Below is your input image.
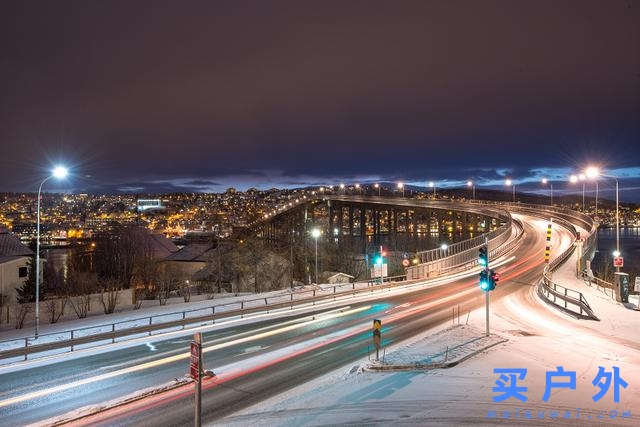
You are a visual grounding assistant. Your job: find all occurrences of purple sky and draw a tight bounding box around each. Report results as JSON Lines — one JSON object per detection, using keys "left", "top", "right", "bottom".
{"left": 1, "top": 1, "right": 638, "bottom": 199}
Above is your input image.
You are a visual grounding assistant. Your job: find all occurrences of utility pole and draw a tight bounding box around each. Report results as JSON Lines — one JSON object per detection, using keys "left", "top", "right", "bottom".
{"left": 191, "top": 332, "right": 202, "bottom": 427}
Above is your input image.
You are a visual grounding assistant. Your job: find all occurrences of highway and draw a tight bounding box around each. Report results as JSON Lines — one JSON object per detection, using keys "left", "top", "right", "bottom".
{"left": 0, "top": 214, "right": 571, "bottom": 426}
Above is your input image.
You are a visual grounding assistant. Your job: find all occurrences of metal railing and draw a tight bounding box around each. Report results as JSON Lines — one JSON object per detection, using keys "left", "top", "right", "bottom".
{"left": 582, "top": 272, "right": 615, "bottom": 299}
{"left": 0, "top": 272, "right": 438, "bottom": 363}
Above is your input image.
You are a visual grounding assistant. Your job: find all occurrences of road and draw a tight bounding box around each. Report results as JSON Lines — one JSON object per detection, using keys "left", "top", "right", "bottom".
{"left": 0, "top": 214, "right": 568, "bottom": 426}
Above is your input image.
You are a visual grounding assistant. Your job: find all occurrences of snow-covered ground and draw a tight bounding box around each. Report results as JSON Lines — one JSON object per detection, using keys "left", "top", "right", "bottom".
{"left": 547, "top": 249, "right": 640, "bottom": 343}
{"left": 220, "top": 264, "right": 640, "bottom": 426}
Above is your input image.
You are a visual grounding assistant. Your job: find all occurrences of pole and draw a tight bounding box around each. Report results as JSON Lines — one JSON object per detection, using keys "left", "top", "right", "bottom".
{"left": 582, "top": 182, "right": 585, "bottom": 211}
{"left": 615, "top": 178, "right": 620, "bottom": 273}
{"left": 512, "top": 184, "right": 515, "bottom": 203}
{"left": 485, "top": 236, "right": 490, "bottom": 336}
{"left": 595, "top": 181, "right": 598, "bottom": 215}
{"left": 433, "top": 185, "right": 436, "bottom": 198}
{"left": 550, "top": 183, "right": 553, "bottom": 206}
{"left": 314, "top": 237, "right": 319, "bottom": 284}
{"left": 485, "top": 291, "right": 490, "bottom": 337}
{"left": 194, "top": 332, "right": 202, "bottom": 427}
{"left": 473, "top": 185, "right": 475, "bottom": 200}
{"left": 35, "top": 176, "right": 49, "bottom": 339}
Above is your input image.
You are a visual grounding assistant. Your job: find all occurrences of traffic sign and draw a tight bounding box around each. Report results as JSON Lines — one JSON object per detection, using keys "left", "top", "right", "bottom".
{"left": 613, "top": 257, "right": 624, "bottom": 268}
{"left": 190, "top": 341, "right": 201, "bottom": 380}
{"left": 372, "top": 319, "right": 382, "bottom": 351}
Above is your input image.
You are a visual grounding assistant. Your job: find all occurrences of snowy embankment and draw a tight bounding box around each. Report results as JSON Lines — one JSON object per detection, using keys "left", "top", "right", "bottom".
{"left": 221, "top": 286, "right": 640, "bottom": 426}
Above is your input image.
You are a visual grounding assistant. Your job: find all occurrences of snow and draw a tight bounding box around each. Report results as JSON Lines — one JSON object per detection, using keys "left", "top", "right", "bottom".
{"left": 220, "top": 248, "right": 640, "bottom": 426}
{"left": 0, "top": 249, "right": 518, "bottom": 369}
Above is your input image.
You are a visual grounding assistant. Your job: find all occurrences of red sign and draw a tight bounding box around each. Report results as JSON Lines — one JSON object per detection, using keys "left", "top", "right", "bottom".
{"left": 402, "top": 259, "right": 410, "bottom": 267}
{"left": 190, "top": 341, "right": 200, "bottom": 379}
{"left": 613, "top": 257, "right": 624, "bottom": 268}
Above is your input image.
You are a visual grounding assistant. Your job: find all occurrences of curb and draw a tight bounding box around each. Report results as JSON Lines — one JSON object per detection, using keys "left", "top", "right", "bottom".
{"left": 42, "top": 377, "right": 193, "bottom": 426}
{"left": 364, "top": 338, "right": 508, "bottom": 372}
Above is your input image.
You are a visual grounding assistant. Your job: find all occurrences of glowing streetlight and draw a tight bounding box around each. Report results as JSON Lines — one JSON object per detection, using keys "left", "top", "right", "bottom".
{"left": 541, "top": 178, "right": 553, "bottom": 206}
{"left": 588, "top": 167, "right": 620, "bottom": 270}
{"left": 440, "top": 243, "right": 448, "bottom": 251}
{"left": 373, "top": 183, "right": 380, "bottom": 196}
{"left": 397, "top": 182, "right": 404, "bottom": 197}
{"left": 428, "top": 181, "right": 435, "bottom": 198}
{"left": 311, "top": 228, "right": 321, "bottom": 284}
{"left": 569, "top": 173, "right": 586, "bottom": 211}
{"left": 505, "top": 179, "right": 515, "bottom": 202}
{"left": 467, "top": 180, "right": 475, "bottom": 200}
{"left": 613, "top": 250, "right": 621, "bottom": 258}
{"left": 569, "top": 175, "right": 578, "bottom": 183}
{"left": 35, "top": 165, "right": 69, "bottom": 338}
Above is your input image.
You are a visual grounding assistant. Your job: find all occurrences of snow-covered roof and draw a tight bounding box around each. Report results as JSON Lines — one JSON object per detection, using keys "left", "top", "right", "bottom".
{"left": 0, "top": 227, "right": 33, "bottom": 263}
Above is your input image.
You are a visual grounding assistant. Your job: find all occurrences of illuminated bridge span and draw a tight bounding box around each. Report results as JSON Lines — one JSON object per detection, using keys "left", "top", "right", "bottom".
{"left": 250, "top": 196, "right": 516, "bottom": 278}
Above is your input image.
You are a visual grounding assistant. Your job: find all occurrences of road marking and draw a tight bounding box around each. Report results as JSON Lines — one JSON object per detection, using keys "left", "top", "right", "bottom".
{"left": 0, "top": 305, "right": 371, "bottom": 409}
{"left": 145, "top": 343, "right": 156, "bottom": 352}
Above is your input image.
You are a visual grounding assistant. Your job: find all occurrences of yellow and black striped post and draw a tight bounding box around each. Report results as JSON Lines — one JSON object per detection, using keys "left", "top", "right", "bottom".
{"left": 544, "top": 220, "right": 553, "bottom": 263}
{"left": 372, "top": 319, "right": 382, "bottom": 361}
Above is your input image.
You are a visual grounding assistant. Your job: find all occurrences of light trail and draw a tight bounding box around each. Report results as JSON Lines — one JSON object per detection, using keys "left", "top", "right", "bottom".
{"left": 0, "top": 305, "right": 371, "bottom": 409}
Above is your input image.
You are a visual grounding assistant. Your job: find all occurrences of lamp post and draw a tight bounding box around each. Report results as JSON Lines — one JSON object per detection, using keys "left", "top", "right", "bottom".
{"left": 467, "top": 180, "right": 475, "bottom": 200}
{"left": 374, "top": 183, "right": 380, "bottom": 196}
{"left": 35, "top": 166, "right": 68, "bottom": 338}
{"left": 541, "top": 178, "right": 553, "bottom": 206}
{"left": 311, "top": 228, "right": 321, "bottom": 284}
{"left": 428, "top": 181, "right": 435, "bottom": 198}
{"left": 585, "top": 166, "right": 599, "bottom": 215}
{"left": 397, "top": 182, "right": 404, "bottom": 197}
{"left": 505, "top": 179, "right": 515, "bottom": 202}
{"left": 586, "top": 167, "right": 619, "bottom": 271}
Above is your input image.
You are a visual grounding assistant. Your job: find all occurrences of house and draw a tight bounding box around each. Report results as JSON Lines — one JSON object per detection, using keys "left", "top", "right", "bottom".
{"left": 322, "top": 272, "right": 355, "bottom": 284}
{"left": 0, "top": 226, "right": 34, "bottom": 304}
{"left": 164, "top": 242, "right": 217, "bottom": 280}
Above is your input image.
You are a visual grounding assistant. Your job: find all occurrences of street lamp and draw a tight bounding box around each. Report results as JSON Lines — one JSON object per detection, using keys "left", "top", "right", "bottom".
{"left": 585, "top": 167, "right": 620, "bottom": 271}
{"left": 374, "top": 183, "right": 380, "bottom": 196}
{"left": 311, "top": 228, "right": 321, "bottom": 284}
{"left": 355, "top": 183, "right": 361, "bottom": 195}
{"left": 505, "top": 179, "right": 515, "bottom": 202}
{"left": 397, "top": 182, "right": 404, "bottom": 197}
{"left": 570, "top": 174, "right": 586, "bottom": 211}
{"left": 428, "top": 181, "right": 435, "bottom": 198}
{"left": 467, "top": 180, "right": 475, "bottom": 200}
{"left": 541, "top": 178, "right": 553, "bottom": 206}
{"left": 585, "top": 166, "right": 599, "bottom": 214}
{"left": 35, "top": 165, "right": 69, "bottom": 338}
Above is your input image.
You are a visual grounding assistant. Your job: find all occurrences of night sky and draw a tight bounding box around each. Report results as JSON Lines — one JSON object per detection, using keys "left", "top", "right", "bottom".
{"left": 1, "top": 1, "right": 639, "bottom": 199}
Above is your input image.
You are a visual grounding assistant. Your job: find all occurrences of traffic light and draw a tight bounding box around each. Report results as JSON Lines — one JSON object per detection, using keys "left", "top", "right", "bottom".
{"left": 478, "top": 246, "right": 488, "bottom": 267}
{"left": 479, "top": 270, "right": 490, "bottom": 291}
{"left": 490, "top": 269, "right": 500, "bottom": 289}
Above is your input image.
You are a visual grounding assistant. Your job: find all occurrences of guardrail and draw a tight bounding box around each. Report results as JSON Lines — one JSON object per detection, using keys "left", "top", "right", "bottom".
{"left": 582, "top": 272, "right": 615, "bottom": 299}
{"left": 0, "top": 272, "right": 437, "bottom": 363}
{"left": 536, "top": 219, "right": 598, "bottom": 320}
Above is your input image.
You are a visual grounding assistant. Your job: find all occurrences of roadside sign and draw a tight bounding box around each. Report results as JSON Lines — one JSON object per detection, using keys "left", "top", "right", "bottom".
{"left": 372, "top": 319, "right": 382, "bottom": 361}
{"left": 634, "top": 277, "right": 640, "bottom": 293}
{"left": 190, "top": 341, "right": 201, "bottom": 380}
{"left": 613, "top": 257, "right": 624, "bottom": 268}
{"left": 371, "top": 263, "right": 388, "bottom": 278}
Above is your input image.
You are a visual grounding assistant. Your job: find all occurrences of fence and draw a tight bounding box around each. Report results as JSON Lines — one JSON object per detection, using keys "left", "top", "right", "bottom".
{"left": 0, "top": 271, "right": 441, "bottom": 363}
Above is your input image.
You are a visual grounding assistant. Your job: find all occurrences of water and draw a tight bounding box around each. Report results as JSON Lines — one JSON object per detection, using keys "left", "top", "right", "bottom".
{"left": 592, "top": 227, "right": 640, "bottom": 277}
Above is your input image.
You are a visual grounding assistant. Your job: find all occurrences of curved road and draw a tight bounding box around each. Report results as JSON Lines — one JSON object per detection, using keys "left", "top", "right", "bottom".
{"left": 0, "top": 213, "right": 570, "bottom": 426}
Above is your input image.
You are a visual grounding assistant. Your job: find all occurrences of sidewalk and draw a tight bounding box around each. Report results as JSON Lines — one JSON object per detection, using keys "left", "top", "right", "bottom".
{"left": 547, "top": 249, "right": 640, "bottom": 342}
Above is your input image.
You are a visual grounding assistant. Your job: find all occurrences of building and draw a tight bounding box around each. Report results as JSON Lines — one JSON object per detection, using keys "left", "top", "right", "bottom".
{"left": 0, "top": 226, "right": 34, "bottom": 304}
{"left": 137, "top": 199, "right": 164, "bottom": 212}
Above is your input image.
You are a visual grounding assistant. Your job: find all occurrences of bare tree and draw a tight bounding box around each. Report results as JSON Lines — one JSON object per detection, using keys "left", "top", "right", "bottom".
{"left": 12, "top": 304, "right": 31, "bottom": 329}
{"left": 99, "top": 278, "right": 121, "bottom": 314}
{"left": 177, "top": 280, "right": 191, "bottom": 302}
{"left": 156, "top": 265, "right": 180, "bottom": 305}
{"left": 67, "top": 271, "right": 97, "bottom": 319}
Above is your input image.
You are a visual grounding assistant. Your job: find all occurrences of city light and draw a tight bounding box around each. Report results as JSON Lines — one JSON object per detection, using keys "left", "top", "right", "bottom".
{"left": 505, "top": 179, "right": 512, "bottom": 186}
{"left": 355, "top": 183, "right": 360, "bottom": 189}
{"left": 570, "top": 175, "right": 578, "bottom": 183}
{"left": 428, "top": 181, "right": 434, "bottom": 187}
{"left": 374, "top": 183, "right": 379, "bottom": 188}
{"left": 52, "top": 166, "right": 69, "bottom": 179}
{"left": 397, "top": 182, "right": 404, "bottom": 189}
{"left": 311, "top": 228, "right": 321, "bottom": 238}
{"left": 467, "top": 180, "right": 472, "bottom": 187}
{"left": 339, "top": 183, "right": 345, "bottom": 189}
{"left": 585, "top": 166, "right": 599, "bottom": 179}
{"left": 440, "top": 243, "right": 448, "bottom": 250}
{"left": 541, "top": 178, "right": 548, "bottom": 184}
